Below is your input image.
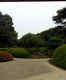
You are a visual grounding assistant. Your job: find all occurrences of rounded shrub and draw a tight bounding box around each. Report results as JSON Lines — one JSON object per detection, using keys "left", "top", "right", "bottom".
{"left": 8, "top": 48, "right": 32, "bottom": 58}
{"left": 0, "top": 51, "right": 13, "bottom": 62}
{"left": 51, "top": 44, "right": 66, "bottom": 69}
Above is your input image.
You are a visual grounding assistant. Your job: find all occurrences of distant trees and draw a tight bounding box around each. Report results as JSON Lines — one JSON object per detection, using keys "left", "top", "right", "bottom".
{"left": 47, "top": 36, "right": 64, "bottom": 49}
{"left": 37, "top": 27, "right": 64, "bottom": 49}
{"left": 36, "top": 7, "right": 66, "bottom": 50}
{"left": 0, "top": 12, "right": 18, "bottom": 47}
{"left": 18, "top": 33, "right": 44, "bottom": 48}
{"left": 0, "top": 6, "right": 66, "bottom": 49}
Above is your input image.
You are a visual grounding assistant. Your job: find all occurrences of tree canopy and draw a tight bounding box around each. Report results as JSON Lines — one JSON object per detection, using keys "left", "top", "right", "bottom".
{"left": 0, "top": 12, "right": 18, "bottom": 47}
{"left": 18, "top": 33, "right": 44, "bottom": 48}
{"left": 53, "top": 7, "right": 66, "bottom": 27}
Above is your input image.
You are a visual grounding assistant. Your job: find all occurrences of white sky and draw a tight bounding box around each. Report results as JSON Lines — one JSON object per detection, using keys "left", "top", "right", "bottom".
{"left": 0, "top": 2, "right": 66, "bottom": 38}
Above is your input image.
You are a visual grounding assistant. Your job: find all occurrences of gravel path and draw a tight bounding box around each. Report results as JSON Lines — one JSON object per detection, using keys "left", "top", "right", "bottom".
{"left": 0, "top": 58, "right": 65, "bottom": 80}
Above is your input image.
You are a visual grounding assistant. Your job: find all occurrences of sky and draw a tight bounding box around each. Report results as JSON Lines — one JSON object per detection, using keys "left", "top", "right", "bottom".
{"left": 0, "top": 2, "right": 66, "bottom": 38}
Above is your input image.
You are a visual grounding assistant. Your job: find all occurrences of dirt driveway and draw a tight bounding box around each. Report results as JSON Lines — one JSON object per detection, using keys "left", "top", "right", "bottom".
{"left": 0, "top": 58, "right": 65, "bottom": 80}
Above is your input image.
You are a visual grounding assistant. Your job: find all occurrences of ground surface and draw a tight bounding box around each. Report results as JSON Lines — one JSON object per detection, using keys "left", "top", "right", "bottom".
{"left": 0, "top": 58, "right": 66, "bottom": 80}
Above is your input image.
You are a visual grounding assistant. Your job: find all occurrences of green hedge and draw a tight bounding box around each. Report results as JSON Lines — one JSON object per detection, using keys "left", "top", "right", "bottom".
{"left": 50, "top": 44, "right": 66, "bottom": 69}
{"left": 8, "top": 48, "right": 32, "bottom": 58}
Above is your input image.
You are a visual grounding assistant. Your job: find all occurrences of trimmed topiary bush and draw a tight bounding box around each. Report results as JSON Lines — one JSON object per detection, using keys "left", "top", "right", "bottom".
{"left": 8, "top": 48, "right": 32, "bottom": 58}
{"left": 0, "top": 51, "right": 13, "bottom": 62}
{"left": 51, "top": 44, "right": 66, "bottom": 69}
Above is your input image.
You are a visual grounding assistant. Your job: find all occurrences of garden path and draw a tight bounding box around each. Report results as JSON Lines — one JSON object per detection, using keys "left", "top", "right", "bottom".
{"left": 0, "top": 58, "right": 65, "bottom": 80}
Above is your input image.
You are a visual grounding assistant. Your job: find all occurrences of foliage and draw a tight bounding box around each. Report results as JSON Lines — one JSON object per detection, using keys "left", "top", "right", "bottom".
{"left": 0, "top": 12, "right": 18, "bottom": 47}
{"left": 37, "top": 7, "right": 66, "bottom": 49}
{"left": 37, "top": 25, "right": 66, "bottom": 50}
{"left": 51, "top": 44, "right": 66, "bottom": 69}
{"left": 19, "top": 33, "right": 44, "bottom": 48}
{"left": 48, "top": 49, "right": 54, "bottom": 57}
{"left": 26, "top": 48, "right": 38, "bottom": 54}
{"left": 39, "top": 47, "right": 48, "bottom": 54}
{"left": 0, "top": 51, "right": 13, "bottom": 62}
{"left": 39, "top": 47, "right": 48, "bottom": 56}
{"left": 53, "top": 7, "right": 66, "bottom": 26}
{"left": 8, "top": 48, "right": 32, "bottom": 58}
{"left": 47, "top": 36, "right": 64, "bottom": 49}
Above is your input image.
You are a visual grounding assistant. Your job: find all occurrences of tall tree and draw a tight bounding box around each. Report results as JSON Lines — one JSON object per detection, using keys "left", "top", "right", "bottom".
{"left": 52, "top": 7, "right": 66, "bottom": 43}
{"left": 0, "top": 12, "right": 18, "bottom": 47}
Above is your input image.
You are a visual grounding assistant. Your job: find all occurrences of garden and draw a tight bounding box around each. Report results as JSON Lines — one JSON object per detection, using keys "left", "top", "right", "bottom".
{"left": 0, "top": 6, "right": 66, "bottom": 70}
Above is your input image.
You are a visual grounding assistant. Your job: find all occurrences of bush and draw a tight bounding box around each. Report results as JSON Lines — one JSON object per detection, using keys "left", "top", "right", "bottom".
{"left": 48, "top": 49, "right": 54, "bottom": 57}
{"left": 26, "top": 48, "right": 38, "bottom": 54}
{"left": 8, "top": 48, "right": 32, "bottom": 58}
{"left": 51, "top": 44, "right": 66, "bottom": 69}
{"left": 0, "top": 51, "right": 13, "bottom": 62}
{"left": 39, "top": 47, "right": 48, "bottom": 55}
{"left": 39, "top": 47, "right": 47, "bottom": 53}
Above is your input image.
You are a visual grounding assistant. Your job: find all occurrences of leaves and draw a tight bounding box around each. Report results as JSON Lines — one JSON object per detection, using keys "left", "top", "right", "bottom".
{"left": 0, "top": 12, "right": 18, "bottom": 47}
{"left": 53, "top": 7, "right": 66, "bottom": 25}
